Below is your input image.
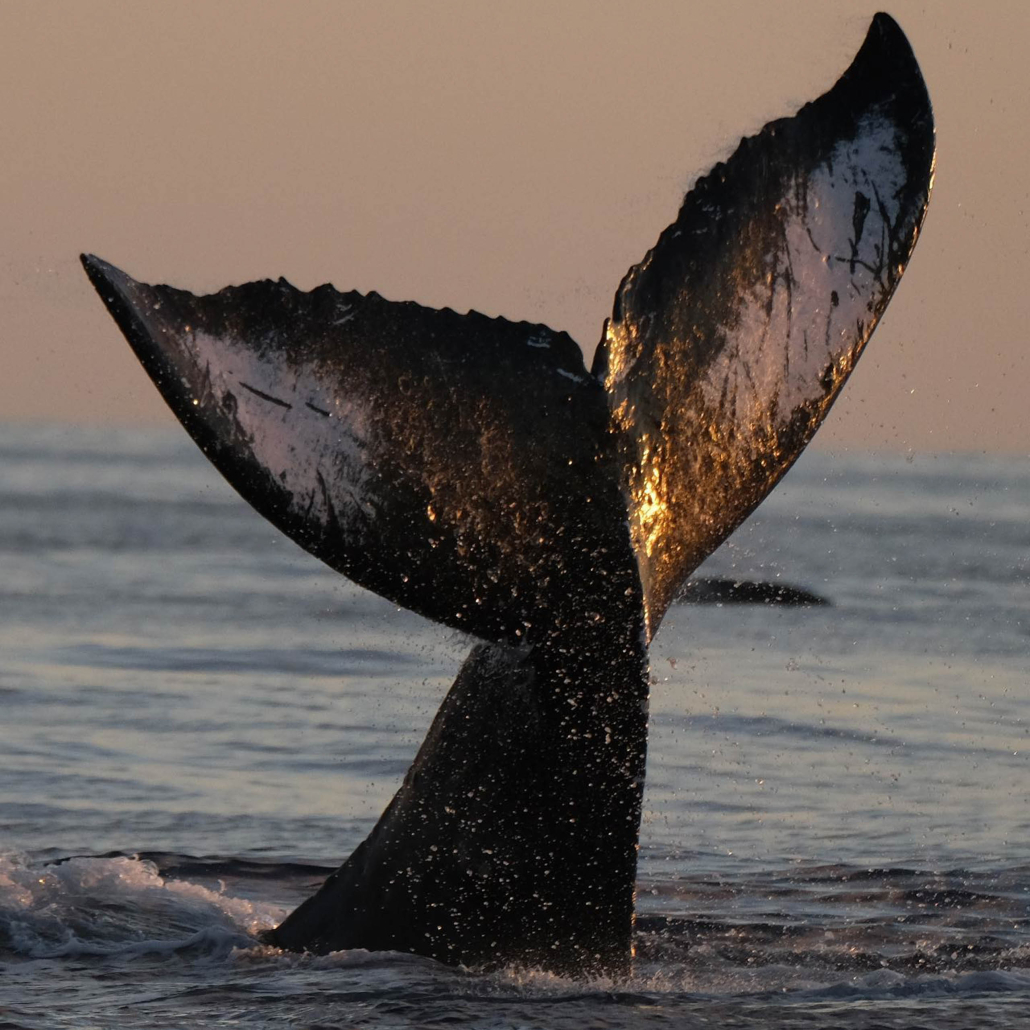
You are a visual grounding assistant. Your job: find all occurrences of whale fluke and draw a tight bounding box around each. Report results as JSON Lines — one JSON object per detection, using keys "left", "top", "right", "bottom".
{"left": 80, "top": 255, "right": 635, "bottom": 650}
{"left": 83, "top": 12, "right": 933, "bottom": 977}
{"left": 597, "top": 12, "right": 934, "bottom": 636}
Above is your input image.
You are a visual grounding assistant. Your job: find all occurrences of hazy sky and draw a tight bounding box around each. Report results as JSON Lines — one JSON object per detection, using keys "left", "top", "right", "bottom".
{"left": 2, "top": 1, "right": 1027, "bottom": 453}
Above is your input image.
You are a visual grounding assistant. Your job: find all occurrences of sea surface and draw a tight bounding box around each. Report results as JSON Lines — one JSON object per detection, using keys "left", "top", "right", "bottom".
{"left": 1, "top": 425, "right": 1028, "bottom": 1029}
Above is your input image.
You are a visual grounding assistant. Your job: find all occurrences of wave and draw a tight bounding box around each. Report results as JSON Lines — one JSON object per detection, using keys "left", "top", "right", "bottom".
{"left": 3, "top": 852, "right": 1029, "bottom": 1000}
{"left": 55, "top": 642, "right": 417, "bottom": 677}
{"left": 0, "top": 852, "right": 281, "bottom": 960}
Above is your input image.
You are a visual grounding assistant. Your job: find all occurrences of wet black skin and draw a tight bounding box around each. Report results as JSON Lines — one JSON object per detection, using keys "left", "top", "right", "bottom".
{"left": 82, "top": 14, "right": 933, "bottom": 977}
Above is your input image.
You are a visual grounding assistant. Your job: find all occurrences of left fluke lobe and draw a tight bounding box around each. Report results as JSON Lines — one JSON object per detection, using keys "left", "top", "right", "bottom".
{"left": 80, "top": 252, "right": 638, "bottom": 652}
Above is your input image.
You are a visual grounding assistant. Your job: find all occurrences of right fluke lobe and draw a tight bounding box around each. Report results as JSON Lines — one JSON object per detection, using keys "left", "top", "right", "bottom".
{"left": 597, "top": 11, "right": 934, "bottom": 637}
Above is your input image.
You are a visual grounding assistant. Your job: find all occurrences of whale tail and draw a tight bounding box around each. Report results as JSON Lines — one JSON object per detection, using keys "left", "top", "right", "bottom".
{"left": 83, "top": 12, "right": 933, "bottom": 976}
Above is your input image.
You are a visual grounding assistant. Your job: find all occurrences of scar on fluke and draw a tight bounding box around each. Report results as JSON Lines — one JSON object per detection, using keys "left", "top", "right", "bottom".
{"left": 238, "top": 381, "right": 293, "bottom": 410}
{"left": 82, "top": 13, "right": 933, "bottom": 977}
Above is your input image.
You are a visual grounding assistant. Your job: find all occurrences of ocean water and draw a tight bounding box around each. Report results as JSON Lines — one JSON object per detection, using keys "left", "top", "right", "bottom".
{"left": 2, "top": 424, "right": 1028, "bottom": 1029}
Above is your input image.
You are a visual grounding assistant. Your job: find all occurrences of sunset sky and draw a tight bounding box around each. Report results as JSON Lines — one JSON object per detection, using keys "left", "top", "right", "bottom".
{"left": 2, "top": 1, "right": 1027, "bottom": 453}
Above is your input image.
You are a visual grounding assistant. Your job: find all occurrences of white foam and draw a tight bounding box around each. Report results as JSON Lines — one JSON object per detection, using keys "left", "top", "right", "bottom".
{"left": 0, "top": 853, "right": 286, "bottom": 960}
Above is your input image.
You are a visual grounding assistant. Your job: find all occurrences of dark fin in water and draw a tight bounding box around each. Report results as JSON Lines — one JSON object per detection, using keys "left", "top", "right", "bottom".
{"left": 81, "top": 254, "right": 635, "bottom": 649}
{"left": 677, "top": 578, "right": 830, "bottom": 607}
{"left": 269, "top": 633, "right": 648, "bottom": 976}
{"left": 594, "top": 12, "right": 934, "bottom": 637}
{"left": 82, "top": 13, "right": 933, "bottom": 979}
